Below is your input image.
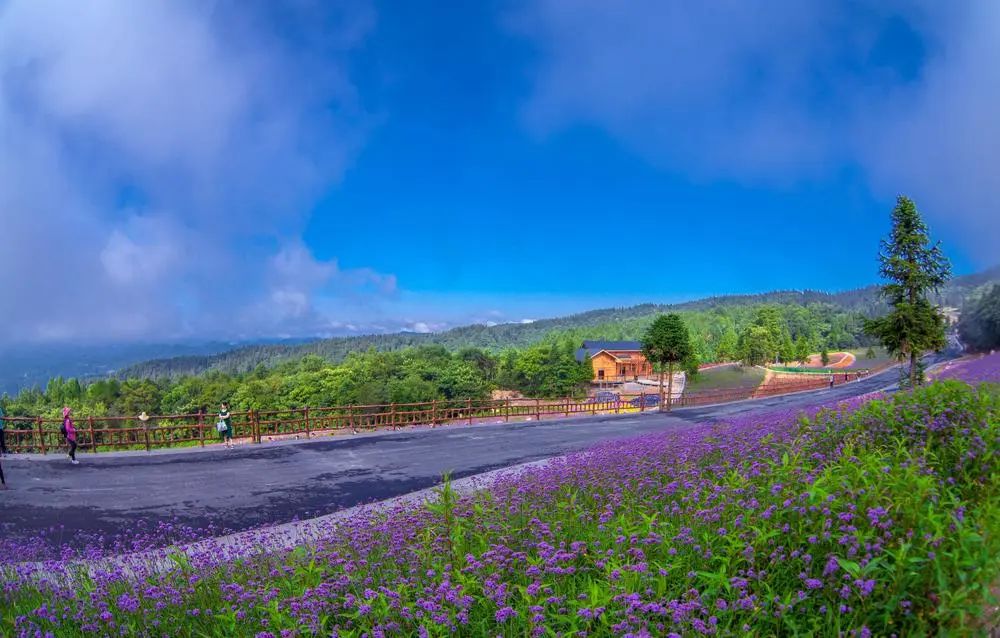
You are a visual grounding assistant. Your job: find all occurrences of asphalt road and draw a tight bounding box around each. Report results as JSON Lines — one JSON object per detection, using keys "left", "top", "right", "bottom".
{"left": 0, "top": 368, "right": 909, "bottom": 544}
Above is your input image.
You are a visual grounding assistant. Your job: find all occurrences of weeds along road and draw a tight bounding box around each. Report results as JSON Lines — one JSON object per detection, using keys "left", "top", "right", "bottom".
{"left": 0, "top": 365, "right": 915, "bottom": 541}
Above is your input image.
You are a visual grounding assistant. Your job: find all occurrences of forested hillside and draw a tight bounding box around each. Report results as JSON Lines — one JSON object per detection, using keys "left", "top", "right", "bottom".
{"left": 4, "top": 268, "right": 997, "bottom": 418}
{"left": 3, "top": 343, "right": 592, "bottom": 418}
{"left": 122, "top": 267, "right": 999, "bottom": 379}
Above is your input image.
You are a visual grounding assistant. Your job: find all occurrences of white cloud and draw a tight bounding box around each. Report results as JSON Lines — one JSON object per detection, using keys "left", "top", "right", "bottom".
{"left": 244, "top": 242, "right": 398, "bottom": 335}
{"left": 858, "top": 1, "right": 1000, "bottom": 262}
{"left": 0, "top": 0, "right": 381, "bottom": 344}
{"left": 512, "top": 1, "right": 1000, "bottom": 262}
{"left": 99, "top": 215, "right": 185, "bottom": 287}
{"left": 2, "top": 2, "right": 244, "bottom": 170}
{"left": 512, "top": 1, "right": 850, "bottom": 180}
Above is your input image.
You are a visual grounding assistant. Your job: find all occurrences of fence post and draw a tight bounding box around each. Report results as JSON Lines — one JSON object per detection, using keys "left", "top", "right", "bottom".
{"left": 304, "top": 407, "right": 311, "bottom": 438}
{"left": 88, "top": 416, "right": 97, "bottom": 453}
{"left": 592, "top": 398, "right": 597, "bottom": 416}
{"left": 564, "top": 397, "right": 570, "bottom": 417}
{"left": 36, "top": 416, "right": 46, "bottom": 455}
{"left": 505, "top": 397, "right": 510, "bottom": 423}
{"left": 349, "top": 405, "right": 357, "bottom": 434}
{"left": 252, "top": 409, "right": 261, "bottom": 444}
{"left": 390, "top": 403, "right": 397, "bottom": 431}
{"left": 535, "top": 398, "right": 541, "bottom": 421}
{"left": 467, "top": 398, "right": 473, "bottom": 425}
{"left": 431, "top": 399, "right": 438, "bottom": 427}
{"left": 143, "top": 419, "right": 151, "bottom": 453}
{"left": 640, "top": 392, "right": 646, "bottom": 413}
{"left": 615, "top": 398, "right": 620, "bottom": 415}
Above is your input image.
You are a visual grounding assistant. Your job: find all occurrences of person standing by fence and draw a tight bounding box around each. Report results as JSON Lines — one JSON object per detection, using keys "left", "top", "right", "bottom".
{"left": 218, "top": 402, "right": 234, "bottom": 449}
{"left": 62, "top": 407, "right": 79, "bottom": 464}
{"left": 0, "top": 403, "right": 8, "bottom": 456}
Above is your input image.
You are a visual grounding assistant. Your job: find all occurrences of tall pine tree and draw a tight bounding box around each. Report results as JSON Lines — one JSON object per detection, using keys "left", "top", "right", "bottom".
{"left": 865, "top": 195, "right": 951, "bottom": 387}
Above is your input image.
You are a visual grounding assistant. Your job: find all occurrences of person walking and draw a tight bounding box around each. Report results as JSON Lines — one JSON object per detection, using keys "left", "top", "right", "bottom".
{"left": 218, "top": 402, "right": 234, "bottom": 449}
{"left": 62, "top": 407, "right": 79, "bottom": 464}
{"left": 0, "top": 403, "right": 8, "bottom": 456}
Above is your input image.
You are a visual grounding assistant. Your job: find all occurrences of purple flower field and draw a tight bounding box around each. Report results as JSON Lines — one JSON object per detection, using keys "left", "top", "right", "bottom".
{"left": 2, "top": 369, "right": 999, "bottom": 636}
{"left": 936, "top": 351, "right": 1000, "bottom": 385}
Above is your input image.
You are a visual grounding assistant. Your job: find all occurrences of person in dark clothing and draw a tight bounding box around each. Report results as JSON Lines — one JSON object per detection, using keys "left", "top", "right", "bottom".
{"left": 0, "top": 403, "right": 8, "bottom": 456}
{"left": 0, "top": 400, "right": 6, "bottom": 486}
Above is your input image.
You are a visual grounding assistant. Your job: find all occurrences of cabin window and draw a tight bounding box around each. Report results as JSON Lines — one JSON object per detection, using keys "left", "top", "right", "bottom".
{"left": 597, "top": 370, "right": 605, "bottom": 380}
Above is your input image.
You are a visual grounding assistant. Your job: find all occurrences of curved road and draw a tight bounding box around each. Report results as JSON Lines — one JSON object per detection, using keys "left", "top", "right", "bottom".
{"left": 0, "top": 367, "right": 913, "bottom": 544}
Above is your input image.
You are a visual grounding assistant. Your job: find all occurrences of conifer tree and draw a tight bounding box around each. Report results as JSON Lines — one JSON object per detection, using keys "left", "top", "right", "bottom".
{"left": 865, "top": 196, "right": 951, "bottom": 387}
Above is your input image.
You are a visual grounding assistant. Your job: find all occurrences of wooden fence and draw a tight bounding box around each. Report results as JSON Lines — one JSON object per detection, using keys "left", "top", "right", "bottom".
{"left": 0, "top": 372, "right": 869, "bottom": 455}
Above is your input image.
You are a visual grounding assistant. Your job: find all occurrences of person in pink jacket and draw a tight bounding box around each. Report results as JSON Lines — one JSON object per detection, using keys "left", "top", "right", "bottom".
{"left": 62, "top": 407, "right": 78, "bottom": 465}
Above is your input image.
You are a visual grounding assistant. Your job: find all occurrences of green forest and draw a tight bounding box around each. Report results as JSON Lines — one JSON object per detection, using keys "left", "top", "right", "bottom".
{"left": 120, "top": 268, "right": 995, "bottom": 380}
{"left": 3, "top": 301, "right": 884, "bottom": 418}
{"left": 2, "top": 343, "right": 589, "bottom": 419}
{"left": 3, "top": 265, "right": 998, "bottom": 419}
{"left": 959, "top": 283, "right": 1000, "bottom": 351}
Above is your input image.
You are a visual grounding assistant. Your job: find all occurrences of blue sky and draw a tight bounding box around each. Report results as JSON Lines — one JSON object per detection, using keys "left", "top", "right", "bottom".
{"left": 0, "top": 1, "right": 997, "bottom": 343}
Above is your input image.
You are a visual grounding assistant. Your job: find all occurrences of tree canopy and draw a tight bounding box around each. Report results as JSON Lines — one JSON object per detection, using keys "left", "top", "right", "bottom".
{"left": 865, "top": 196, "right": 951, "bottom": 386}
{"left": 642, "top": 314, "right": 693, "bottom": 411}
{"left": 958, "top": 284, "right": 1000, "bottom": 352}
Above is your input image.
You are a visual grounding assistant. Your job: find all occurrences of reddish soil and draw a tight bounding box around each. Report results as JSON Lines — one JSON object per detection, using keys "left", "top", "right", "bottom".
{"left": 803, "top": 352, "right": 855, "bottom": 368}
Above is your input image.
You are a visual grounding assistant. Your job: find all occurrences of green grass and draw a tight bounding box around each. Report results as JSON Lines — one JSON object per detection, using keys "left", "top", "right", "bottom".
{"left": 686, "top": 364, "right": 766, "bottom": 393}
{"left": 768, "top": 348, "right": 897, "bottom": 374}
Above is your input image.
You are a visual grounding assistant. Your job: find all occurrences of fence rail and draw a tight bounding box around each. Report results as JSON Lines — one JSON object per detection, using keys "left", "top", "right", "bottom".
{"left": 1, "top": 371, "right": 869, "bottom": 455}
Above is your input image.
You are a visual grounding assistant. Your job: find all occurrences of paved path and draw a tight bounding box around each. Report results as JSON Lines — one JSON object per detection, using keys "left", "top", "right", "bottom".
{"left": 0, "top": 368, "right": 908, "bottom": 544}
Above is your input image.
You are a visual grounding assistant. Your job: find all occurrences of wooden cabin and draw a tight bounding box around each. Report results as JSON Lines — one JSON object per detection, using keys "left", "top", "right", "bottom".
{"left": 575, "top": 340, "right": 653, "bottom": 384}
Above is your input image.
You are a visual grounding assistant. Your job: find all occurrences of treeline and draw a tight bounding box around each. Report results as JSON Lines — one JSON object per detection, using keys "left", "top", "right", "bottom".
{"left": 121, "top": 269, "right": 999, "bottom": 380}
{"left": 4, "top": 302, "right": 880, "bottom": 418}
{"left": 0, "top": 343, "right": 593, "bottom": 419}
{"left": 958, "top": 283, "right": 1000, "bottom": 351}
{"left": 124, "top": 298, "right": 889, "bottom": 380}
{"left": 541, "top": 302, "right": 875, "bottom": 366}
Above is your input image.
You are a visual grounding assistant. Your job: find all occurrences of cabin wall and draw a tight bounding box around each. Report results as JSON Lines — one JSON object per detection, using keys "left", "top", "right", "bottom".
{"left": 590, "top": 352, "right": 619, "bottom": 381}
{"left": 588, "top": 351, "right": 653, "bottom": 381}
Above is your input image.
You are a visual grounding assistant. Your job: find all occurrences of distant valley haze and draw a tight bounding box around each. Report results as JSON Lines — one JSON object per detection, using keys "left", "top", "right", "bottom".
{"left": 1, "top": 1, "right": 998, "bottom": 367}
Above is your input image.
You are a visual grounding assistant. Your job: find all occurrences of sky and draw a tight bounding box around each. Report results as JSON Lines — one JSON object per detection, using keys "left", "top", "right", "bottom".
{"left": 0, "top": 0, "right": 997, "bottom": 345}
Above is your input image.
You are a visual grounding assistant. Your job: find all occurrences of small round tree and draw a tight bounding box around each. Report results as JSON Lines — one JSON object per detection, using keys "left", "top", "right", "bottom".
{"left": 642, "top": 314, "right": 693, "bottom": 412}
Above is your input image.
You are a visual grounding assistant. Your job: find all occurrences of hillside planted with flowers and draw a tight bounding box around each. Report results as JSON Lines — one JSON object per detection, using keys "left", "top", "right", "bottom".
{"left": 2, "top": 372, "right": 999, "bottom": 636}
{"left": 936, "top": 351, "right": 1000, "bottom": 385}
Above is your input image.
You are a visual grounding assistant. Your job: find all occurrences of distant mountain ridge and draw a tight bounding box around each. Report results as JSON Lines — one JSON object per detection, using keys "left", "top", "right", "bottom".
{"left": 0, "top": 338, "right": 315, "bottom": 395}
{"left": 120, "top": 266, "right": 1000, "bottom": 380}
